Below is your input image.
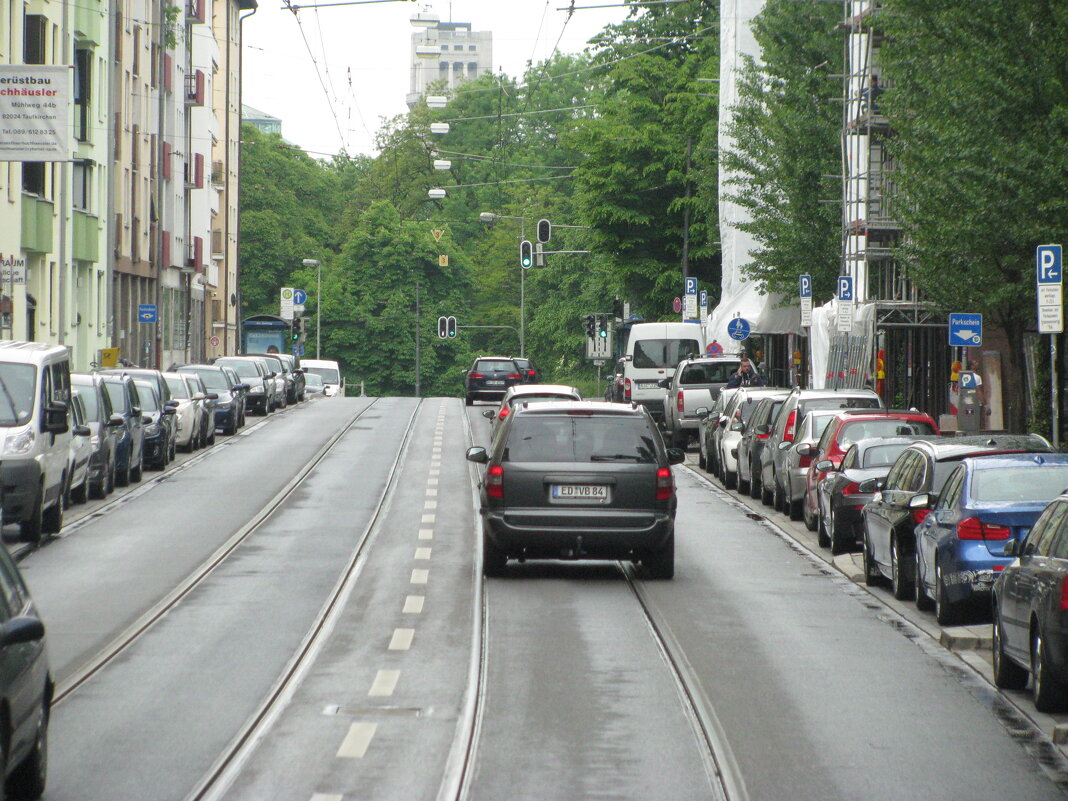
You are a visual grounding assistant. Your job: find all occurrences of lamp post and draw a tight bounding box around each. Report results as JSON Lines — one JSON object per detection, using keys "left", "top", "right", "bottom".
{"left": 478, "top": 213, "right": 527, "bottom": 357}
{"left": 303, "top": 258, "right": 321, "bottom": 358}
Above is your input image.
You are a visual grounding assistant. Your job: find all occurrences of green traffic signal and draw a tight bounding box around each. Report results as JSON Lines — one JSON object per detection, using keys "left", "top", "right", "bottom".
{"left": 520, "top": 240, "right": 533, "bottom": 269}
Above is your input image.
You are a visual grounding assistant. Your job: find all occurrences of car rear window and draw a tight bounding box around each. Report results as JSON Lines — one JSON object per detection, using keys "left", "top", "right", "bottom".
{"left": 840, "top": 418, "right": 935, "bottom": 447}
{"left": 504, "top": 416, "right": 658, "bottom": 463}
{"left": 508, "top": 393, "right": 576, "bottom": 406}
{"left": 632, "top": 339, "right": 702, "bottom": 369}
{"left": 219, "top": 360, "right": 259, "bottom": 378}
{"left": 970, "top": 465, "right": 1068, "bottom": 503}
{"left": 679, "top": 362, "right": 739, "bottom": 384}
{"left": 862, "top": 443, "right": 911, "bottom": 468}
{"left": 182, "top": 368, "right": 227, "bottom": 391}
{"left": 800, "top": 397, "right": 881, "bottom": 418}
{"left": 475, "top": 360, "right": 516, "bottom": 372}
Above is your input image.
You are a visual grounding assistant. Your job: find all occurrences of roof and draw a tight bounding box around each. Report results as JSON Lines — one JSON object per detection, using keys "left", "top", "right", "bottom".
{"left": 792, "top": 387, "right": 881, "bottom": 398}
{"left": 833, "top": 408, "right": 932, "bottom": 418}
{"left": 512, "top": 400, "right": 644, "bottom": 416}
{"left": 906, "top": 434, "right": 1052, "bottom": 461}
{"left": 505, "top": 384, "right": 579, "bottom": 397}
{"left": 962, "top": 453, "right": 1068, "bottom": 470}
{"left": 850, "top": 435, "right": 939, "bottom": 454}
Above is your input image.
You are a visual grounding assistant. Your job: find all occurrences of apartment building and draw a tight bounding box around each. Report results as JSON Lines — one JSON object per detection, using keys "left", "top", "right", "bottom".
{"left": 407, "top": 15, "right": 492, "bottom": 108}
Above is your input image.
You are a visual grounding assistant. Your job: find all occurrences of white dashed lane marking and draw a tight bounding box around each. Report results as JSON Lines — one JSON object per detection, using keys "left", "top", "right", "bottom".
{"left": 426, "top": 488, "right": 438, "bottom": 497}
{"left": 389, "top": 628, "right": 414, "bottom": 650}
{"left": 424, "top": 501, "right": 437, "bottom": 510}
{"left": 414, "top": 548, "right": 431, "bottom": 560}
{"left": 336, "top": 723, "right": 377, "bottom": 758}
{"left": 403, "top": 595, "right": 425, "bottom": 613}
{"left": 311, "top": 794, "right": 343, "bottom": 801}
{"left": 421, "top": 514, "right": 435, "bottom": 524}
{"left": 428, "top": 477, "right": 439, "bottom": 486}
{"left": 411, "top": 569, "right": 429, "bottom": 585}
{"left": 368, "top": 669, "right": 401, "bottom": 697}
{"left": 418, "top": 528, "right": 433, "bottom": 540}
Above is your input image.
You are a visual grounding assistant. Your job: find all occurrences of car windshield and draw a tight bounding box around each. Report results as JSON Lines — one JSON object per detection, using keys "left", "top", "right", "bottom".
{"left": 305, "top": 374, "right": 324, "bottom": 387}
{"left": 306, "top": 367, "right": 339, "bottom": 383}
{"left": 862, "top": 444, "right": 911, "bottom": 468}
{"left": 103, "top": 381, "right": 129, "bottom": 412}
{"left": 0, "top": 363, "right": 36, "bottom": 426}
{"left": 508, "top": 393, "right": 576, "bottom": 406}
{"left": 632, "top": 339, "right": 702, "bottom": 369}
{"left": 679, "top": 362, "right": 738, "bottom": 384}
{"left": 810, "top": 415, "right": 835, "bottom": 439}
{"left": 219, "top": 360, "right": 260, "bottom": 378}
{"left": 475, "top": 360, "right": 516, "bottom": 372}
{"left": 134, "top": 382, "right": 159, "bottom": 411}
{"left": 182, "top": 369, "right": 227, "bottom": 391}
{"left": 970, "top": 465, "right": 1068, "bottom": 503}
{"left": 840, "top": 418, "right": 936, "bottom": 448}
{"left": 166, "top": 376, "right": 191, "bottom": 399}
{"left": 504, "top": 416, "right": 657, "bottom": 463}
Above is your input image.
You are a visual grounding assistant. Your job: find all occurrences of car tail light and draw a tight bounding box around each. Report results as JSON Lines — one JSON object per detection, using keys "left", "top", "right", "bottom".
{"left": 757, "top": 430, "right": 770, "bottom": 440}
{"left": 677, "top": 391, "right": 685, "bottom": 413}
{"left": 507, "top": 373, "right": 521, "bottom": 380}
{"left": 1060, "top": 577, "right": 1068, "bottom": 611}
{"left": 957, "top": 517, "right": 1011, "bottom": 541}
{"left": 486, "top": 465, "right": 503, "bottom": 499}
{"left": 526, "top": 370, "right": 536, "bottom": 377}
{"left": 782, "top": 410, "right": 797, "bottom": 443}
{"left": 469, "top": 372, "right": 484, "bottom": 379}
{"left": 656, "top": 467, "right": 674, "bottom": 500}
{"left": 912, "top": 509, "right": 931, "bottom": 524}
{"left": 841, "top": 481, "right": 861, "bottom": 495}
{"left": 497, "top": 408, "right": 509, "bottom": 421}
{"left": 624, "top": 378, "right": 632, "bottom": 401}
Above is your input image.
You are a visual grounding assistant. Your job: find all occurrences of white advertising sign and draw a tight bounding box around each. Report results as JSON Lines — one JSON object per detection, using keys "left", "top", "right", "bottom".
{"left": 0, "top": 253, "right": 27, "bottom": 285}
{"left": 0, "top": 65, "right": 71, "bottom": 162}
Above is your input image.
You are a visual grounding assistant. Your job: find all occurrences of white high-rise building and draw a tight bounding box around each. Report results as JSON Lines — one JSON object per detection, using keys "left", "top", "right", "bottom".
{"left": 407, "top": 17, "right": 492, "bottom": 108}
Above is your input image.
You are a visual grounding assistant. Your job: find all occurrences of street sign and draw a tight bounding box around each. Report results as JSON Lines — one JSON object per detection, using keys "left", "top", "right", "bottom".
{"left": 799, "top": 274, "right": 813, "bottom": 328}
{"left": 959, "top": 372, "right": 978, "bottom": 389}
{"left": 209, "top": 335, "right": 220, "bottom": 347}
{"left": 439, "top": 254, "right": 449, "bottom": 267}
{"left": 280, "top": 287, "right": 294, "bottom": 321}
{"left": 672, "top": 297, "right": 682, "bottom": 313}
{"left": 432, "top": 229, "right": 444, "bottom": 242}
{"left": 699, "top": 289, "right": 708, "bottom": 309}
{"left": 837, "top": 275, "right": 854, "bottom": 302}
{"left": 727, "top": 318, "right": 751, "bottom": 341}
{"left": 948, "top": 312, "right": 983, "bottom": 346}
{"left": 292, "top": 289, "right": 308, "bottom": 306}
{"left": 1037, "top": 244, "right": 1063, "bottom": 334}
{"left": 836, "top": 275, "right": 854, "bottom": 333}
{"left": 685, "top": 277, "right": 697, "bottom": 296}
{"left": 138, "top": 304, "right": 157, "bottom": 324}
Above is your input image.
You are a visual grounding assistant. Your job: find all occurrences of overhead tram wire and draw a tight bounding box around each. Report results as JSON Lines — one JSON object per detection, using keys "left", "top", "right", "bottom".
{"left": 441, "top": 104, "right": 597, "bottom": 123}
{"left": 281, "top": 0, "right": 347, "bottom": 149}
{"left": 430, "top": 149, "right": 576, "bottom": 170}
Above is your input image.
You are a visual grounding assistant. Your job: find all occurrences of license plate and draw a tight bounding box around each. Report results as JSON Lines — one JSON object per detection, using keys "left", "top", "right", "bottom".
{"left": 485, "top": 380, "right": 504, "bottom": 386}
{"left": 552, "top": 484, "right": 609, "bottom": 500}
{"left": 637, "top": 381, "right": 660, "bottom": 389}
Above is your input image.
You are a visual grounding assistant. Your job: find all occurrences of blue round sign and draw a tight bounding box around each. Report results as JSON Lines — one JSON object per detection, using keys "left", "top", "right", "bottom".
{"left": 727, "top": 318, "right": 751, "bottom": 341}
{"left": 293, "top": 289, "right": 308, "bottom": 305}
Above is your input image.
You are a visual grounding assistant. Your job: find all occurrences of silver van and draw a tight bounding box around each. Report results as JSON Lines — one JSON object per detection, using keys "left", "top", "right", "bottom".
{"left": 0, "top": 341, "right": 73, "bottom": 542}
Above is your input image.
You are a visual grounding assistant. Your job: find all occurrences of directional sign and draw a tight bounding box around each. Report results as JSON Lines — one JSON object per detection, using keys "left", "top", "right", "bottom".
{"left": 683, "top": 278, "right": 698, "bottom": 320}
{"left": 727, "top": 318, "right": 751, "bottom": 341}
{"left": 948, "top": 313, "right": 983, "bottom": 347}
{"left": 836, "top": 275, "right": 854, "bottom": 333}
{"left": 1037, "top": 244, "right": 1063, "bottom": 334}
{"left": 1037, "top": 244, "right": 1062, "bottom": 284}
{"left": 799, "top": 274, "right": 813, "bottom": 328}
{"left": 684, "top": 277, "right": 698, "bottom": 296}
{"left": 292, "top": 289, "right": 308, "bottom": 306}
{"left": 837, "top": 275, "right": 854, "bottom": 303}
{"left": 138, "top": 304, "right": 157, "bottom": 324}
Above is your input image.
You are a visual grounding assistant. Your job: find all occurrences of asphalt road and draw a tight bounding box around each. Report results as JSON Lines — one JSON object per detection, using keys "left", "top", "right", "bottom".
{"left": 17, "top": 397, "right": 1068, "bottom": 801}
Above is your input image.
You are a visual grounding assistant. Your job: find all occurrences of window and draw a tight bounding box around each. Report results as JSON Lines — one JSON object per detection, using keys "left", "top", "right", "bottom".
{"left": 73, "top": 160, "right": 92, "bottom": 211}
{"left": 679, "top": 362, "right": 737, "bottom": 384}
{"left": 861, "top": 443, "right": 910, "bottom": 469}
{"left": 22, "top": 162, "right": 45, "bottom": 195}
{"left": 23, "top": 14, "right": 46, "bottom": 63}
{"left": 453, "top": 44, "right": 462, "bottom": 51}
{"left": 504, "top": 416, "right": 657, "bottom": 464}
{"left": 75, "top": 48, "right": 92, "bottom": 141}
{"left": 969, "top": 466, "right": 1068, "bottom": 504}
{"left": 840, "top": 446, "right": 857, "bottom": 471}
{"left": 632, "top": 339, "right": 702, "bottom": 370}
{"left": 132, "top": 26, "right": 141, "bottom": 75}
{"left": 935, "top": 466, "right": 965, "bottom": 510}
{"left": 0, "top": 364, "right": 36, "bottom": 426}
{"left": 884, "top": 450, "right": 914, "bottom": 491}
{"left": 1028, "top": 503, "right": 1068, "bottom": 557}
{"left": 839, "top": 418, "right": 936, "bottom": 448}
{"left": 1049, "top": 507, "right": 1068, "bottom": 559}
{"left": 469, "top": 45, "right": 476, "bottom": 51}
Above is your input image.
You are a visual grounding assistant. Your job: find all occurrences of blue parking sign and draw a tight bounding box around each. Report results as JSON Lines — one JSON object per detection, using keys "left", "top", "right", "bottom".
{"left": 837, "top": 276, "right": 854, "bottom": 302}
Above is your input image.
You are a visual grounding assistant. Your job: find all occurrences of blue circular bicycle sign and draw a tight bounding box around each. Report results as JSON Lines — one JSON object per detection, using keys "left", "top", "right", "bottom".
{"left": 727, "top": 318, "right": 751, "bottom": 341}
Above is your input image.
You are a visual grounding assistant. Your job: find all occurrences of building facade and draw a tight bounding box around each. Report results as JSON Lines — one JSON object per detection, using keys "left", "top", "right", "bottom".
{"left": 407, "top": 17, "right": 492, "bottom": 108}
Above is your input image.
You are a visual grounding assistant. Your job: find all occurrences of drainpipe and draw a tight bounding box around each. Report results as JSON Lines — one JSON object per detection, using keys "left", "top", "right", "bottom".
{"left": 234, "top": 2, "right": 257, "bottom": 354}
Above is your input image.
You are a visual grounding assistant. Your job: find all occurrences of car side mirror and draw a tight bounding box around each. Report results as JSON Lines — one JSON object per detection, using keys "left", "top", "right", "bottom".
{"left": 718, "top": 415, "right": 729, "bottom": 428}
{"left": 0, "top": 616, "right": 45, "bottom": 647}
{"left": 206, "top": 393, "right": 219, "bottom": 400}
{"left": 777, "top": 440, "right": 792, "bottom": 450}
{"left": 43, "top": 401, "right": 68, "bottom": 433}
{"left": 814, "top": 459, "right": 834, "bottom": 473}
{"left": 694, "top": 407, "right": 709, "bottom": 419}
{"left": 482, "top": 410, "right": 495, "bottom": 420}
{"left": 795, "top": 443, "right": 814, "bottom": 457}
{"left": 857, "top": 477, "right": 883, "bottom": 493}
{"left": 164, "top": 407, "right": 177, "bottom": 416}
{"left": 74, "top": 424, "right": 91, "bottom": 437}
{"left": 666, "top": 448, "right": 686, "bottom": 465}
{"left": 165, "top": 399, "right": 179, "bottom": 408}
{"left": 466, "top": 446, "right": 489, "bottom": 464}
{"left": 142, "top": 414, "right": 153, "bottom": 424}
{"left": 107, "top": 414, "right": 126, "bottom": 428}
{"left": 1003, "top": 539, "right": 1020, "bottom": 558}
{"left": 237, "top": 384, "right": 250, "bottom": 392}
{"left": 730, "top": 421, "right": 745, "bottom": 432}
{"left": 908, "top": 493, "right": 931, "bottom": 510}
{"left": 756, "top": 423, "right": 771, "bottom": 435}
{"left": 131, "top": 406, "right": 141, "bottom": 416}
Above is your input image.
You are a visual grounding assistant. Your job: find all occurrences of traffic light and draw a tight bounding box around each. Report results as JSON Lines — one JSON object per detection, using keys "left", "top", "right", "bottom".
{"left": 612, "top": 297, "right": 623, "bottom": 320}
{"left": 598, "top": 314, "right": 609, "bottom": 339}
{"left": 437, "top": 316, "right": 448, "bottom": 339}
{"left": 584, "top": 314, "right": 595, "bottom": 338}
{"left": 447, "top": 316, "right": 457, "bottom": 338}
{"left": 520, "top": 240, "right": 533, "bottom": 269}
{"left": 291, "top": 317, "right": 303, "bottom": 341}
{"left": 536, "top": 219, "right": 551, "bottom": 244}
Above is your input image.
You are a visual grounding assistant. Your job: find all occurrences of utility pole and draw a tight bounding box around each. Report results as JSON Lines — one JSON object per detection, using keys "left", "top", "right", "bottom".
{"left": 681, "top": 136, "right": 692, "bottom": 282}
{"left": 415, "top": 280, "right": 421, "bottom": 397}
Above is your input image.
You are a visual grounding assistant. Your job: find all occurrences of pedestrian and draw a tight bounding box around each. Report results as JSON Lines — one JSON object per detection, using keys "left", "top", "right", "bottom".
{"left": 726, "top": 355, "right": 765, "bottom": 388}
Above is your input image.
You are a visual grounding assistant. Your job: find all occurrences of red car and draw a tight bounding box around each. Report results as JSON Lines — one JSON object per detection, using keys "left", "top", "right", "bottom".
{"left": 801, "top": 409, "right": 940, "bottom": 532}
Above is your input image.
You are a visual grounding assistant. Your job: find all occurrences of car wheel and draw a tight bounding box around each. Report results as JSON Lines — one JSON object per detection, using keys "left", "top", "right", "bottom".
{"left": 749, "top": 462, "right": 762, "bottom": 500}
{"left": 863, "top": 534, "right": 882, "bottom": 587}
{"left": 1032, "top": 626, "right": 1068, "bottom": 712}
{"left": 914, "top": 550, "right": 934, "bottom": 611}
{"left": 816, "top": 502, "right": 831, "bottom": 548}
{"left": 482, "top": 530, "right": 507, "bottom": 578}
{"left": 72, "top": 473, "right": 88, "bottom": 505}
{"left": 772, "top": 476, "right": 784, "bottom": 512}
{"left": 644, "top": 533, "right": 674, "bottom": 580}
{"left": 737, "top": 470, "right": 750, "bottom": 495}
{"left": 5, "top": 699, "right": 47, "bottom": 800}
{"left": 130, "top": 455, "right": 143, "bottom": 484}
{"left": 41, "top": 492, "right": 63, "bottom": 536}
{"left": 788, "top": 494, "right": 802, "bottom": 521}
{"left": 760, "top": 472, "right": 773, "bottom": 506}
{"left": 106, "top": 464, "right": 116, "bottom": 494}
{"left": 992, "top": 604, "right": 1028, "bottom": 690}
{"left": 828, "top": 507, "right": 849, "bottom": 555}
{"left": 803, "top": 495, "right": 817, "bottom": 532}
{"left": 89, "top": 475, "right": 105, "bottom": 500}
{"left": 116, "top": 458, "right": 131, "bottom": 487}
{"left": 934, "top": 560, "right": 961, "bottom": 626}
{"left": 19, "top": 487, "right": 44, "bottom": 544}
{"left": 723, "top": 462, "right": 737, "bottom": 491}
{"left": 61, "top": 471, "right": 72, "bottom": 510}
{"left": 890, "top": 536, "right": 912, "bottom": 600}
{"left": 697, "top": 446, "right": 706, "bottom": 471}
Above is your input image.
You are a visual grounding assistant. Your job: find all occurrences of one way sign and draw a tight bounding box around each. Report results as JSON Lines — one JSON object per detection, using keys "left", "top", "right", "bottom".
{"left": 948, "top": 312, "right": 982, "bottom": 347}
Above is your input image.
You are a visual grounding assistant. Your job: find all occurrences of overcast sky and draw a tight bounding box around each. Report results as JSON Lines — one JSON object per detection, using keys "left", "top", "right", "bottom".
{"left": 241, "top": 0, "right": 630, "bottom": 158}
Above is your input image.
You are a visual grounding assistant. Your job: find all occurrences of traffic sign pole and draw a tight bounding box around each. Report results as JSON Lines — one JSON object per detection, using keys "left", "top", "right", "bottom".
{"left": 1038, "top": 244, "right": 1063, "bottom": 446}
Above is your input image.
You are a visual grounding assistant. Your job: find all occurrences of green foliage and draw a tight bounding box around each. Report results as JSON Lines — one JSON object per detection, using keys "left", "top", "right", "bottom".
{"left": 720, "top": 0, "right": 843, "bottom": 302}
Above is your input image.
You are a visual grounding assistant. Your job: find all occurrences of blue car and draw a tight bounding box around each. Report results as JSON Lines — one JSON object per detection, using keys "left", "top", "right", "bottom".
{"left": 912, "top": 453, "right": 1068, "bottom": 625}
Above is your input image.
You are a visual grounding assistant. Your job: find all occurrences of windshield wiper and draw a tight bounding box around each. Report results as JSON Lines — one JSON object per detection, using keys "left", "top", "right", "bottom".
{"left": 590, "top": 453, "right": 641, "bottom": 461}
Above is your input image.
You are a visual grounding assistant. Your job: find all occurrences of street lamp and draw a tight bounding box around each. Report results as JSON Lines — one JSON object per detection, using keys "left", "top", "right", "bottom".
{"left": 478, "top": 212, "right": 528, "bottom": 356}
{"left": 303, "top": 258, "right": 321, "bottom": 358}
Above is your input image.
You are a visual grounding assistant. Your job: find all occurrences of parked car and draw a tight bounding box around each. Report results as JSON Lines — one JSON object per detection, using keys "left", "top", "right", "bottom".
{"left": 63, "top": 394, "right": 92, "bottom": 507}
{"left": 275, "top": 353, "right": 306, "bottom": 403}
{"left": 177, "top": 364, "right": 246, "bottom": 434}
{"left": 0, "top": 342, "right": 73, "bottom": 543}
{"left": 300, "top": 358, "right": 344, "bottom": 397}
{"left": 482, "top": 384, "right": 583, "bottom": 429}
{"left": 697, "top": 387, "right": 739, "bottom": 475}
{"left": 164, "top": 372, "right": 206, "bottom": 452}
{"left": 100, "top": 368, "right": 178, "bottom": 462}
{"left": 758, "top": 388, "right": 883, "bottom": 515}
{"left": 215, "top": 357, "right": 275, "bottom": 415}
{"left": 774, "top": 409, "right": 844, "bottom": 520}
{"left": 303, "top": 373, "right": 326, "bottom": 399}
{"left": 0, "top": 543, "right": 53, "bottom": 798}
{"left": 604, "top": 358, "right": 626, "bottom": 403}
{"left": 737, "top": 392, "right": 790, "bottom": 500}
{"left": 183, "top": 373, "right": 218, "bottom": 446}
{"left": 511, "top": 357, "right": 540, "bottom": 384}
{"left": 466, "top": 401, "right": 684, "bottom": 578}
{"left": 802, "top": 409, "right": 940, "bottom": 532}
{"left": 912, "top": 454, "right": 1068, "bottom": 625}
{"left": 249, "top": 353, "right": 291, "bottom": 410}
{"left": 100, "top": 373, "right": 145, "bottom": 486}
{"left": 134, "top": 380, "right": 174, "bottom": 470}
{"left": 993, "top": 491, "right": 1068, "bottom": 711}
{"left": 701, "top": 386, "right": 786, "bottom": 489}
{"left": 861, "top": 434, "right": 1053, "bottom": 600}
{"left": 814, "top": 437, "right": 930, "bottom": 555}
{"left": 660, "top": 356, "right": 743, "bottom": 448}
{"left": 463, "top": 357, "right": 522, "bottom": 405}
{"left": 71, "top": 371, "right": 123, "bottom": 499}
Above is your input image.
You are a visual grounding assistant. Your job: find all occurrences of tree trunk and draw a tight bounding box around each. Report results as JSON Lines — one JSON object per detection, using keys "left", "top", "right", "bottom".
{"left": 1001, "top": 321, "right": 1029, "bottom": 435}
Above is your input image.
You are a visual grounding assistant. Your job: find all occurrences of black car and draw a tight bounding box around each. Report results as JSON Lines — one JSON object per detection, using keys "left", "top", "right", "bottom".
{"left": 463, "top": 357, "right": 522, "bottom": 405}
{"left": 71, "top": 372, "right": 124, "bottom": 499}
{"left": 737, "top": 393, "right": 789, "bottom": 501}
{"left": 100, "top": 373, "right": 145, "bottom": 486}
{"left": 466, "top": 401, "right": 684, "bottom": 578}
{"left": 993, "top": 492, "right": 1068, "bottom": 711}
{"left": 133, "top": 380, "right": 175, "bottom": 470}
{"left": 862, "top": 434, "right": 1053, "bottom": 600}
{"left": 180, "top": 365, "right": 247, "bottom": 435}
{"left": 101, "top": 369, "right": 178, "bottom": 462}
{"left": 511, "top": 357, "right": 540, "bottom": 384}
{"left": 215, "top": 357, "right": 273, "bottom": 414}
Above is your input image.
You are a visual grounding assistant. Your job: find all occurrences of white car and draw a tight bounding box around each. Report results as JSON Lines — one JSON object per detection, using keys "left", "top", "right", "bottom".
{"left": 482, "top": 384, "right": 583, "bottom": 428}
{"left": 164, "top": 372, "right": 205, "bottom": 452}
{"left": 65, "top": 393, "right": 93, "bottom": 507}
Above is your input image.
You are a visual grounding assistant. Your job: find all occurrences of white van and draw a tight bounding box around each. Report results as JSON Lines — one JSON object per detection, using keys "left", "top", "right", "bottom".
{"left": 300, "top": 358, "right": 344, "bottom": 397}
{"left": 0, "top": 341, "right": 74, "bottom": 542}
{"left": 622, "top": 322, "right": 705, "bottom": 422}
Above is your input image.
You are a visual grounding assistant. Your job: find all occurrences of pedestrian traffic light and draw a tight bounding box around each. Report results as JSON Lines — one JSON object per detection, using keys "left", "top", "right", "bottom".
{"left": 598, "top": 314, "right": 609, "bottom": 339}
{"left": 437, "top": 316, "right": 448, "bottom": 339}
{"left": 584, "top": 314, "right": 595, "bottom": 338}
{"left": 447, "top": 316, "right": 457, "bottom": 338}
{"left": 520, "top": 240, "right": 533, "bottom": 269}
{"left": 537, "top": 219, "right": 551, "bottom": 244}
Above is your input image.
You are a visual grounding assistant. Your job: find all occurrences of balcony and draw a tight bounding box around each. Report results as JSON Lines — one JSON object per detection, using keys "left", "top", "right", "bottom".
{"left": 74, "top": 1, "right": 102, "bottom": 45}
{"left": 187, "top": 0, "right": 207, "bottom": 24}
{"left": 185, "top": 70, "right": 205, "bottom": 106}
{"left": 211, "top": 160, "right": 224, "bottom": 186}
{"left": 20, "top": 195, "right": 54, "bottom": 253}
{"left": 211, "top": 229, "right": 224, "bottom": 257}
{"left": 72, "top": 210, "right": 99, "bottom": 262}
{"left": 185, "top": 236, "right": 204, "bottom": 273}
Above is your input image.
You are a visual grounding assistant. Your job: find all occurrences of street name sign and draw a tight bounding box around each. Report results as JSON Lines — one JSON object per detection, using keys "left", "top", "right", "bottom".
{"left": 948, "top": 313, "right": 983, "bottom": 346}
{"left": 1037, "top": 244, "right": 1063, "bottom": 334}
